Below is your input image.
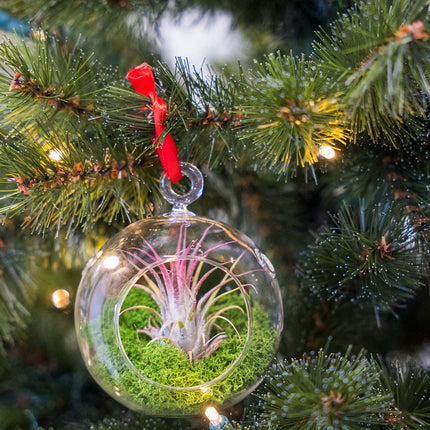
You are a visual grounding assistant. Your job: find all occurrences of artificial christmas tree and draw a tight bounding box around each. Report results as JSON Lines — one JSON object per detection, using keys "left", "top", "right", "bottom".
{"left": 0, "top": 0, "right": 430, "bottom": 429}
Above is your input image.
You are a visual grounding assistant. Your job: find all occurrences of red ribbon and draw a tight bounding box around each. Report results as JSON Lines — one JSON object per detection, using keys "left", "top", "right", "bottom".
{"left": 126, "top": 63, "right": 182, "bottom": 183}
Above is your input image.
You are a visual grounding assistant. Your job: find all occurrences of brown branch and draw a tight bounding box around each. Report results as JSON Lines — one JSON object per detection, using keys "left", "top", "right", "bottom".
{"left": 8, "top": 73, "right": 94, "bottom": 116}
{"left": 353, "top": 20, "right": 429, "bottom": 75}
{"left": 8, "top": 153, "right": 157, "bottom": 195}
{"left": 193, "top": 107, "right": 243, "bottom": 129}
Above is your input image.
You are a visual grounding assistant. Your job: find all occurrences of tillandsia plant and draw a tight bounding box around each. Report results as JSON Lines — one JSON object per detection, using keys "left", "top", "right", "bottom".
{"left": 120, "top": 224, "right": 254, "bottom": 363}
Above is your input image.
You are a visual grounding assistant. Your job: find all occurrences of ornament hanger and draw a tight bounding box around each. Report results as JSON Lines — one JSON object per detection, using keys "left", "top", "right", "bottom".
{"left": 160, "top": 162, "right": 204, "bottom": 213}
{"left": 127, "top": 63, "right": 182, "bottom": 183}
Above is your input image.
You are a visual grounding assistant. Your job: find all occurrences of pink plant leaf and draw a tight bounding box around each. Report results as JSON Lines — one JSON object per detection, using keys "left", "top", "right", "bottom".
{"left": 119, "top": 223, "right": 256, "bottom": 362}
{"left": 136, "top": 269, "right": 168, "bottom": 300}
{"left": 129, "top": 239, "right": 174, "bottom": 292}
{"left": 124, "top": 247, "right": 173, "bottom": 294}
{"left": 122, "top": 252, "right": 170, "bottom": 300}
{"left": 185, "top": 239, "right": 237, "bottom": 286}
{"left": 133, "top": 283, "right": 166, "bottom": 314}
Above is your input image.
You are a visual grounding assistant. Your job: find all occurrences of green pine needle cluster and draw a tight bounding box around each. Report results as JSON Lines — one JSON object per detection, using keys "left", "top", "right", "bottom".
{"left": 172, "top": 59, "right": 243, "bottom": 167}
{"left": 0, "top": 35, "right": 164, "bottom": 234}
{"left": 239, "top": 53, "right": 347, "bottom": 177}
{"left": 0, "top": 126, "right": 159, "bottom": 234}
{"left": 300, "top": 201, "right": 424, "bottom": 316}
{"left": 260, "top": 348, "right": 391, "bottom": 429}
{"left": 0, "top": 35, "right": 103, "bottom": 129}
{"left": 314, "top": 0, "right": 430, "bottom": 140}
{"left": 0, "top": 225, "right": 35, "bottom": 357}
{"left": 379, "top": 358, "right": 430, "bottom": 428}
{"left": 258, "top": 349, "right": 430, "bottom": 429}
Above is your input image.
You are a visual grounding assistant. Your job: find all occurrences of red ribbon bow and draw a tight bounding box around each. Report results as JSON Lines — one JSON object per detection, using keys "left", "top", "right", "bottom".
{"left": 126, "top": 63, "right": 182, "bottom": 183}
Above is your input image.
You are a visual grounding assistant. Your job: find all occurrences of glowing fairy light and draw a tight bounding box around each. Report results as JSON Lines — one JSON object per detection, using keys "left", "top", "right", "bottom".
{"left": 51, "top": 289, "right": 71, "bottom": 309}
{"left": 319, "top": 145, "right": 336, "bottom": 160}
{"left": 205, "top": 407, "right": 222, "bottom": 426}
{"left": 102, "top": 255, "right": 120, "bottom": 270}
{"left": 48, "top": 149, "right": 63, "bottom": 161}
{"left": 33, "top": 29, "right": 46, "bottom": 41}
{"left": 205, "top": 407, "right": 234, "bottom": 429}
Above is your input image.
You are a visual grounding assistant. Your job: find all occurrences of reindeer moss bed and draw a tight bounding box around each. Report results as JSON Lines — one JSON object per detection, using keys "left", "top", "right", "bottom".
{"left": 87, "top": 288, "right": 278, "bottom": 416}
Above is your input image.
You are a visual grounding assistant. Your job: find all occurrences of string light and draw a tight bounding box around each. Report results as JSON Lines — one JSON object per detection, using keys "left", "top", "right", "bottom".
{"left": 319, "top": 145, "right": 336, "bottom": 160}
{"left": 33, "top": 29, "right": 46, "bottom": 41}
{"left": 205, "top": 407, "right": 234, "bottom": 430}
{"left": 102, "top": 255, "right": 120, "bottom": 270}
{"left": 48, "top": 149, "right": 63, "bottom": 161}
{"left": 51, "top": 289, "right": 71, "bottom": 309}
{"left": 206, "top": 407, "right": 222, "bottom": 426}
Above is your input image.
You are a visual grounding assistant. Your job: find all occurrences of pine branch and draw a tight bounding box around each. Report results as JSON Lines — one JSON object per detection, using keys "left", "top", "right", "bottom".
{"left": 165, "top": 59, "right": 245, "bottom": 166}
{"left": 0, "top": 35, "right": 167, "bottom": 234}
{"left": 0, "top": 126, "right": 160, "bottom": 235}
{"left": 300, "top": 200, "right": 424, "bottom": 320}
{"left": 0, "top": 0, "right": 163, "bottom": 66}
{"left": 313, "top": 0, "right": 430, "bottom": 140}
{"left": 322, "top": 126, "right": 426, "bottom": 207}
{"left": 0, "top": 34, "right": 109, "bottom": 131}
{"left": 259, "top": 347, "right": 392, "bottom": 429}
{"left": 378, "top": 358, "right": 430, "bottom": 428}
{"left": 238, "top": 53, "right": 348, "bottom": 178}
{"left": 90, "top": 412, "right": 191, "bottom": 430}
{"left": 323, "top": 125, "right": 430, "bottom": 250}
{"left": 0, "top": 223, "right": 36, "bottom": 357}
{"left": 105, "top": 59, "right": 244, "bottom": 168}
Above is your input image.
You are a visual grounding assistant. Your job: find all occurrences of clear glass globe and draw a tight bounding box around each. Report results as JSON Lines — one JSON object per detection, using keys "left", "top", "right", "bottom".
{"left": 74, "top": 164, "right": 283, "bottom": 417}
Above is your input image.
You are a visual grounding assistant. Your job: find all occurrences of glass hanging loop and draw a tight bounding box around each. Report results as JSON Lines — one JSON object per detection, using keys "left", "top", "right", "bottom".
{"left": 160, "top": 162, "right": 204, "bottom": 212}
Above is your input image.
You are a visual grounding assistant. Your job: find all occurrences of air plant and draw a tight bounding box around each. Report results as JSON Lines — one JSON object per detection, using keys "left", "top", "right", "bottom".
{"left": 120, "top": 224, "right": 255, "bottom": 364}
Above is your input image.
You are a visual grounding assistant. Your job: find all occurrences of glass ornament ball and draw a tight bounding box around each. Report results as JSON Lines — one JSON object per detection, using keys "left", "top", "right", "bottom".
{"left": 75, "top": 163, "right": 283, "bottom": 417}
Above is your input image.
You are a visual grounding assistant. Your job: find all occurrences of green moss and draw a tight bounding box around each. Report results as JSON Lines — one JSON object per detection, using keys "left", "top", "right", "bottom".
{"left": 86, "top": 288, "right": 278, "bottom": 416}
{"left": 118, "top": 287, "right": 249, "bottom": 387}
